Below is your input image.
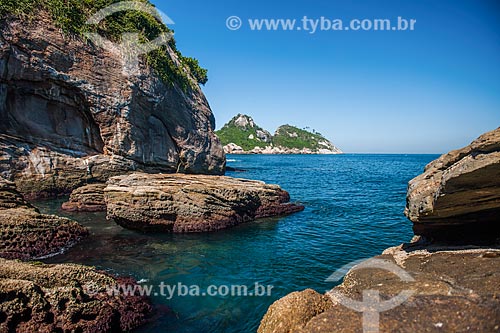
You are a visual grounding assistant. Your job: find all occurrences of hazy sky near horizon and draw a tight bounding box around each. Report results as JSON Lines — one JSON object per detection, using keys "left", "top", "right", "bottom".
{"left": 152, "top": 0, "right": 500, "bottom": 153}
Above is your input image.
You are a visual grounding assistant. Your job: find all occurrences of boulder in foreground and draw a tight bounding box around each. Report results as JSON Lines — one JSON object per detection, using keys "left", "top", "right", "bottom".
{"left": 105, "top": 173, "right": 304, "bottom": 232}
{"left": 259, "top": 244, "right": 500, "bottom": 333}
{"left": 0, "top": 258, "right": 151, "bottom": 332}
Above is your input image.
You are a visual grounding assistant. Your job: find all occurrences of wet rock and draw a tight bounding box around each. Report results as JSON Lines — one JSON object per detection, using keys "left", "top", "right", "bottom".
{"left": 62, "top": 183, "right": 107, "bottom": 212}
{"left": 0, "top": 177, "right": 88, "bottom": 260}
{"left": 0, "top": 258, "right": 151, "bottom": 332}
{"left": 104, "top": 173, "right": 304, "bottom": 232}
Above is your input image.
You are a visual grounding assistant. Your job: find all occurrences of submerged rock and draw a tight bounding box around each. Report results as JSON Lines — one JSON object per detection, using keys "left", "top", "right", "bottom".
{"left": 0, "top": 178, "right": 88, "bottom": 260}
{"left": 0, "top": 9, "right": 225, "bottom": 199}
{"left": 0, "top": 258, "right": 151, "bottom": 332}
{"left": 405, "top": 127, "right": 500, "bottom": 241}
{"left": 62, "top": 183, "right": 107, "bottom": 212}
{"left": 104, "top": 173, "right": 304, "bottom": 232}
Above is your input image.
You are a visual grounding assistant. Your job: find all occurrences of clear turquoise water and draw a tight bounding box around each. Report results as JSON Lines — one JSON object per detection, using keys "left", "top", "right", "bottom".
{"left": 37, "top": 154, "right": 438, "bottom": 333}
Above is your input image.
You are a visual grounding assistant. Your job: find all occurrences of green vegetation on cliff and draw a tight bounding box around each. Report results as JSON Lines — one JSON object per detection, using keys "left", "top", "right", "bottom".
{"left": 215, "top": 115, "right": 270, "bottom": 151}
{"left": 216, "top": 114, "right": 339, "bottom": 152}
{"left": 273, "top": 125, "right": 328, "bottom": 150}
{"left": 0, "top": 0, "right": 208, "bottom": 89}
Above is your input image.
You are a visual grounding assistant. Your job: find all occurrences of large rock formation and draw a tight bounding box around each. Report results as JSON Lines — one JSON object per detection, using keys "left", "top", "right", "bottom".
{"left": 259, "top": 127, "right": 500, "bottom": 333}
{"left": 0, "top": 177, "right": 88, "bottom": 260}
{"left": 0, "top": 258, "right": 151, "bottom": 332}
{"left": 0, "top": 9, "right": 225, "bottom": 198}
{"left": 405, "top": 127, "right": 500, "bottom": 241}
{"left": 104, "top": 173, "right": 305, "bottom": 232}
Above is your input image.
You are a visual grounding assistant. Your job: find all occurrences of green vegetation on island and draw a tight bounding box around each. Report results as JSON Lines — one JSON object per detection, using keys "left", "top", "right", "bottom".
{"left": 0, "top": 0, "right": 208, "bottom": 90}
{"left": 215, "top": 114, "right": 271, "bottom": 151}
{"left": 273, "top": 125, "right": 329, "bottom": 150}
{"left": 216, "top": 114, "right": 341, "bottom": 153}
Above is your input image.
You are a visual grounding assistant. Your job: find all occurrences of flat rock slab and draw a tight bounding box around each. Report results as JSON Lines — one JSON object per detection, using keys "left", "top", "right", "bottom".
{"left": 105, "top": 173, "right": 304, "bottom": 232}
{"left": 0, "top": 258, "right": 151, "bottom": 332}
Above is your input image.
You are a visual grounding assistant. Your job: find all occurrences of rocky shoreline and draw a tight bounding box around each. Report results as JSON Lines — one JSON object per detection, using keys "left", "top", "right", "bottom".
{"left": 0, "top": 258, "right": 152, "bottom": 332}
{"left": 224, "top": 143, "right": 342, "bottom": 155}
{"left": 0, "top": 178, "right": 88, "bottom": 260}
{"left": 258, "top": 127, "right": 500, "bottom": 333}
{"left": 1, "top": 2, "right": 498, "bottom": 332}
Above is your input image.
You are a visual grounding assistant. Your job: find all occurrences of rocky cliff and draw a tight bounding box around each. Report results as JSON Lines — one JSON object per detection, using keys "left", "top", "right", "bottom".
{"left": 216, "top": 114, "right": 342, "bottom": 154}
{"left": 0, "top": 4, "right": 225, "bottom": 198}
{"left": 258, "top": 128, "right": 500, "bottom": 333}
{"left": 405, "top": 127, "right": 500, "bottom": 241}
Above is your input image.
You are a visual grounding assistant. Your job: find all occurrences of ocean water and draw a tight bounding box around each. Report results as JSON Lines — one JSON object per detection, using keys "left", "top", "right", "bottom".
{"left": 37, "top": 154, "right": 438, "bottom": 333}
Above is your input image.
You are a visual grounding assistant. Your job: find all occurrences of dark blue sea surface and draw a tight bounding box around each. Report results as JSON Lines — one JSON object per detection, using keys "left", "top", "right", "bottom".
{"left": 37, "top": 154, "right": 438, "bottom": 333}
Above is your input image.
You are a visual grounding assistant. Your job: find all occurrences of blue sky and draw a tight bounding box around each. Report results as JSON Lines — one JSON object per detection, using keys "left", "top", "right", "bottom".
{"left": 152, "top": 0, "right": 500, "bottom": 153}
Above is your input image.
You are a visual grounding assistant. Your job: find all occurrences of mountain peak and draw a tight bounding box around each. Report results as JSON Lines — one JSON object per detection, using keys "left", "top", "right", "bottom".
{"left": 230, "top": 114, "right": 256, "bottom": 129}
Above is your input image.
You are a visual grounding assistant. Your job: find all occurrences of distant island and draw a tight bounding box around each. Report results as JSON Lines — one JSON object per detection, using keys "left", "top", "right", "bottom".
{"left": 216, "top": 114, "right": 342, "bottom": 154}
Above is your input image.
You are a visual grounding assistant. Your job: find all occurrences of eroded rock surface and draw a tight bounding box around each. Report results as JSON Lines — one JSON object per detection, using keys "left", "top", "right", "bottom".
{"left": 105, "top": 173, "right": 304, "bottom": 232}
{"left": 0, "top": 177, "right": 88, "bottom": 260}
{"left": 0, "top": 10, "right": 225, "bottom": 198}
{"left": 259, "top": 244, "right": 500, "bottom": 333}
{"left": 405, "top": 127, "right": 500, "bottom": 241}
{"left": 0, "top": 258, "right": 151, "bottom": 332}
{"left": 62, "top": 183, "right": 107, "bottom": 212}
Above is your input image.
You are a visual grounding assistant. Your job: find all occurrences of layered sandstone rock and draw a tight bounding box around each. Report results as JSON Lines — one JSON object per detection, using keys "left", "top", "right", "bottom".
{"left": 62, "top": 183, "right": 107, "bottom": 212}
{"left": 0, "top": 10, "right": 225, "bottom": 198}
{"left": 405, "top": 127, "right": 500, "bottom": 241}
{"left": 0, "top": 258, "right": 151, "bottom": 332}
{"left": 104, "top": 173, "right": 304, "bottom": 232}
{"left": 0, "top": 178, "right": 88, "bottom": 260}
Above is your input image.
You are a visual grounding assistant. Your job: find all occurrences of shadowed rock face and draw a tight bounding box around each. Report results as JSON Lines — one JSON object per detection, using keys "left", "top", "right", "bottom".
{"left": 104, "top": 173, "right": 305, "bottom": 232}
{"left": 405, "top": 127, "right": 500, "bottom": 241}
{"left": 0, "top": 11, "right": 225, "bottom": 198}
{"left": 0, "top": 177, "right": 88, "bottom": 260}
{"left": 0, "top": 258, "right": 151, "bottom": 332}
